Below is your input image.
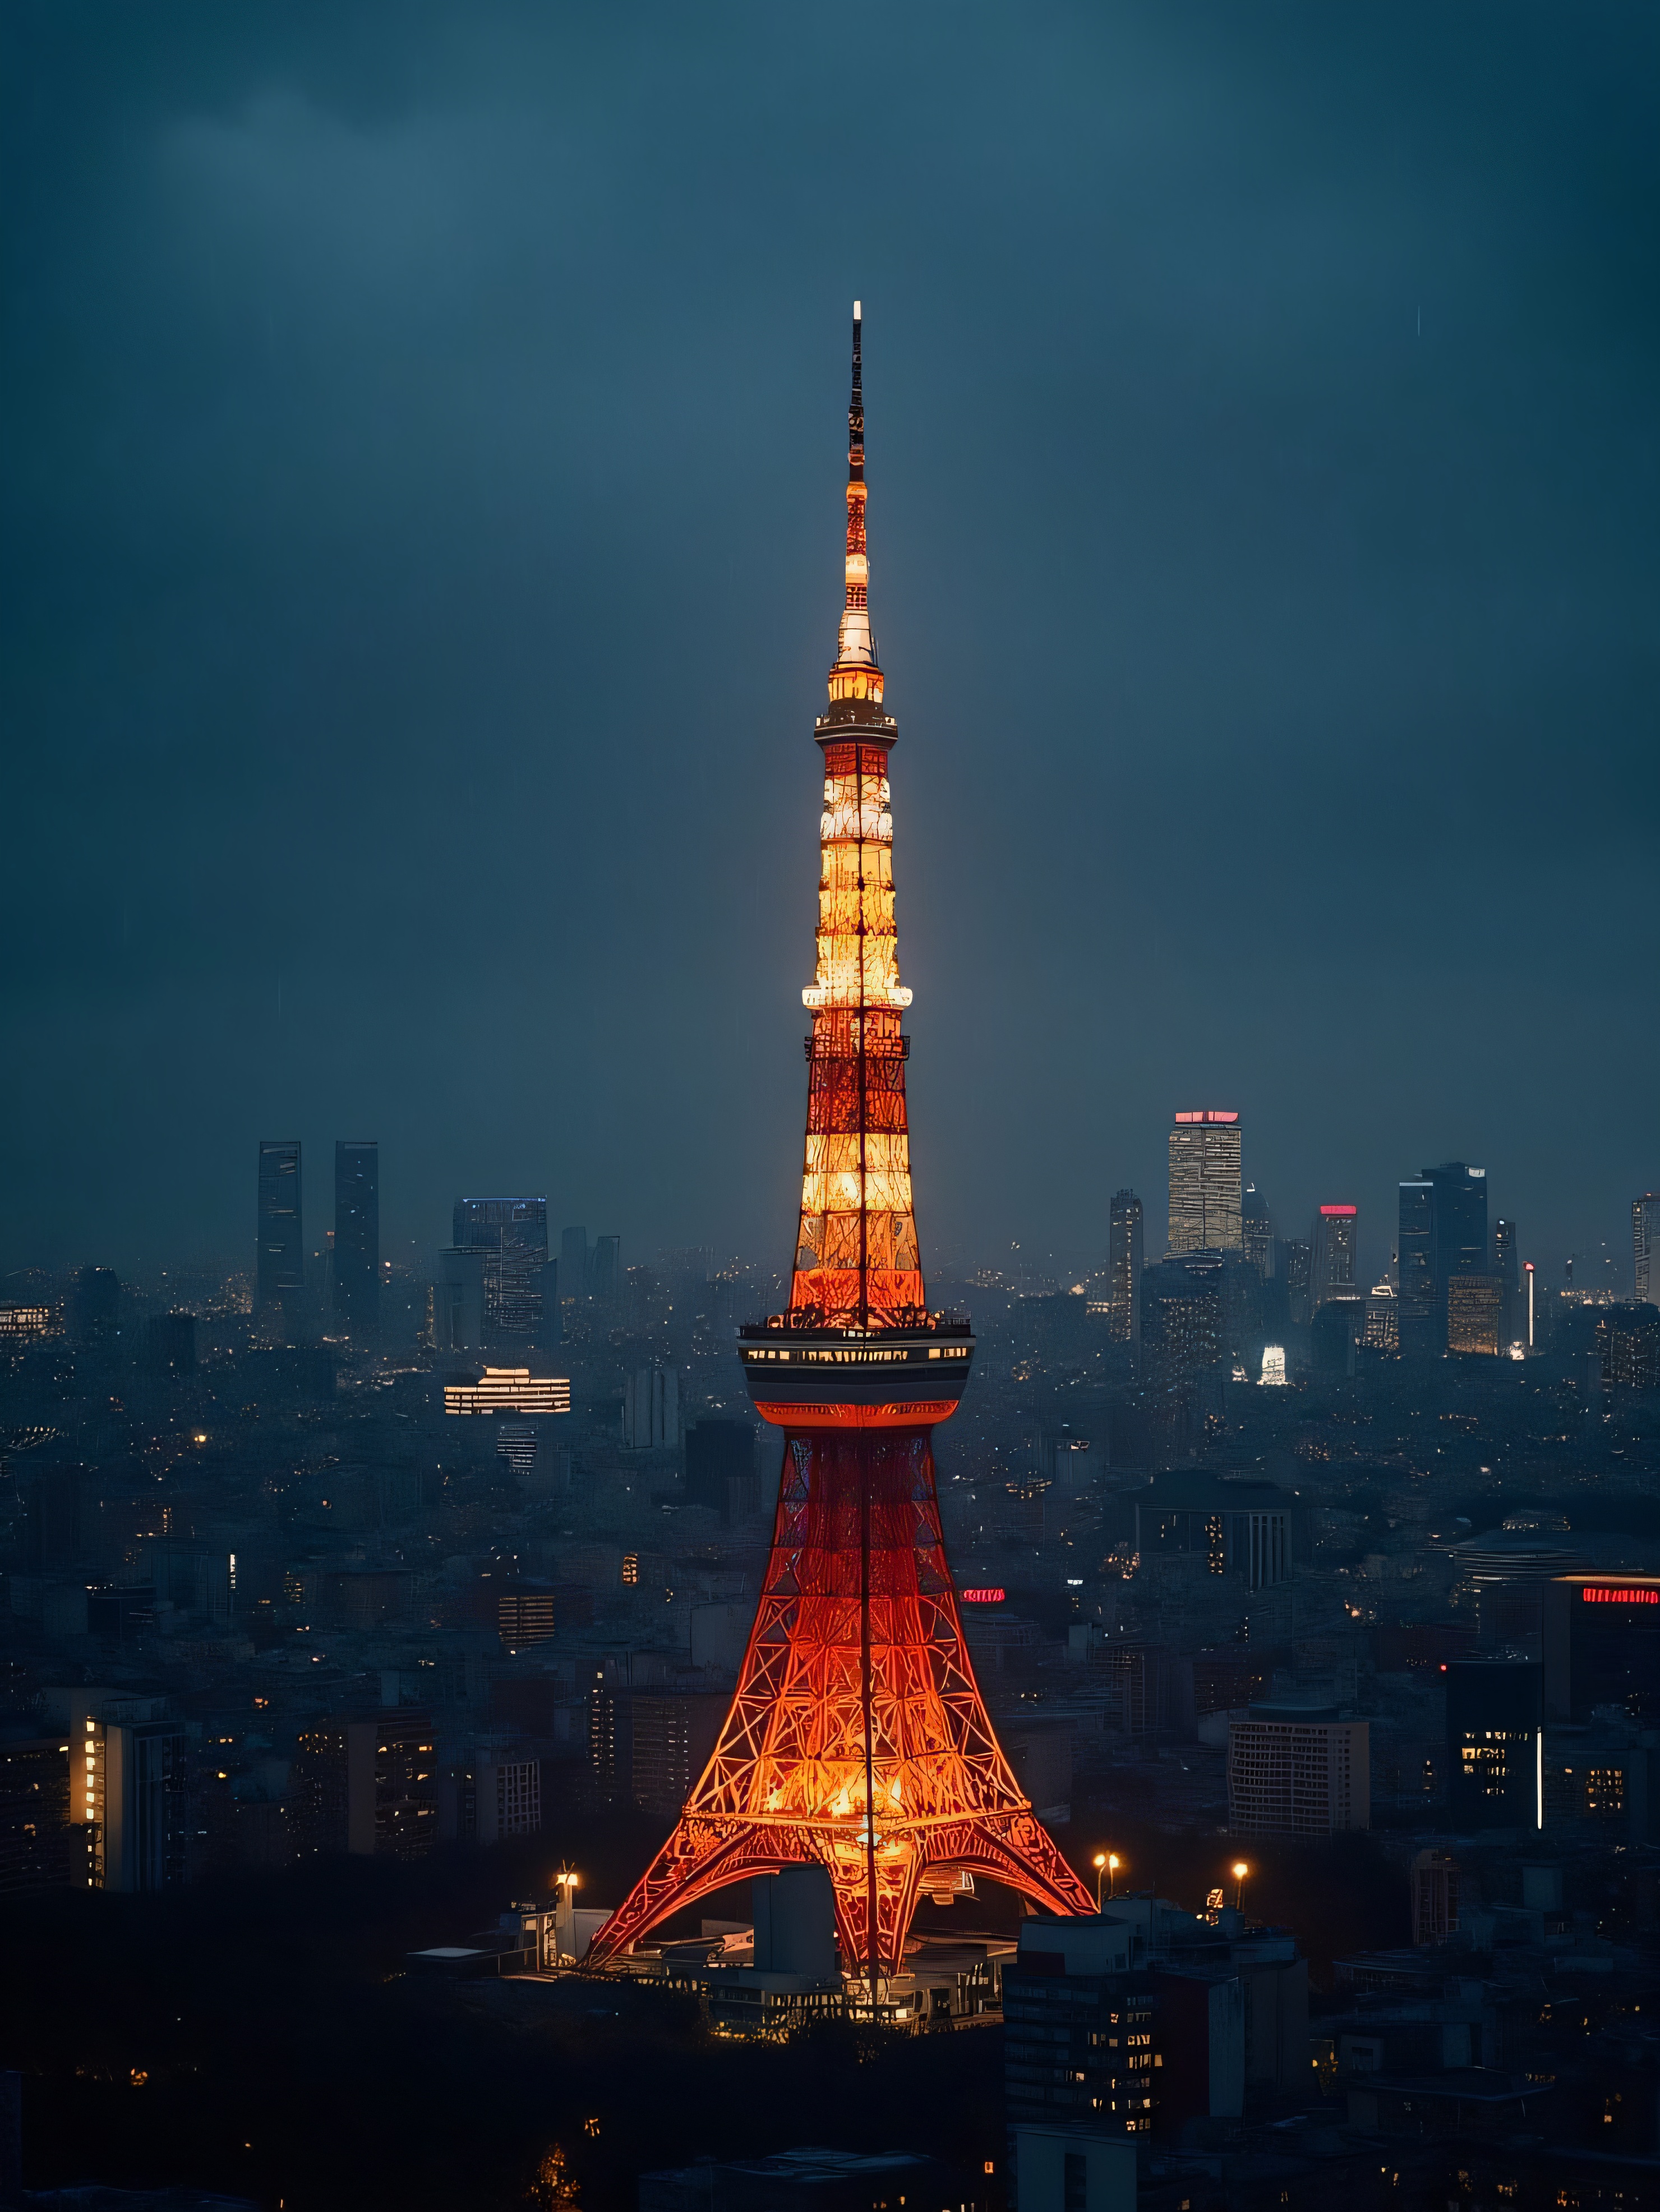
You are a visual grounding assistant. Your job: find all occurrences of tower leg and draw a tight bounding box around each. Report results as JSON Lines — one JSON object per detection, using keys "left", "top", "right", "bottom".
{"left": 585, "top": 1424, "right": 1096, "bottom": 1976}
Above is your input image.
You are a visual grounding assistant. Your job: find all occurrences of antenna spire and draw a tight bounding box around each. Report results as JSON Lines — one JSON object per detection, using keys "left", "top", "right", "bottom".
{"left": 829, "top": 302, "right": 880, "bottom": 701}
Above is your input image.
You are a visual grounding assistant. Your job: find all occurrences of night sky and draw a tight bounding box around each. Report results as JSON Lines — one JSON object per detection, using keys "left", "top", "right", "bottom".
{"left": 4, "top": 2, "right": 1656, "bottom": 1288}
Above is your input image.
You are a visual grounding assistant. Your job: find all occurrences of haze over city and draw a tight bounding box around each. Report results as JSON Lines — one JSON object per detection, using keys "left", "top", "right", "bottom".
{"left": 5, "top": 3, "right": 1656, "bottom": 1283}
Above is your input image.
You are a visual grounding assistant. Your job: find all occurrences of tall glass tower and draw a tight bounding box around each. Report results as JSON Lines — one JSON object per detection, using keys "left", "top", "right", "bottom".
{"left": 333, "top": 1141, "right": 380, "bottom": 1338}
{"left": 453, "top": 1197, "right": 549, "bottom": 1340}
{"left": 1108, "top": 1188, "right": 1143, "bottom": 1345}
{"left": 256, "top": 1140, "right": 303, "bottom": 1319}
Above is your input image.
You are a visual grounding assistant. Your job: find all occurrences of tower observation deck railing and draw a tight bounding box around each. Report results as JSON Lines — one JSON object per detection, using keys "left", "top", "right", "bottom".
{"left": 738, "top": 1311, "right": 972, "bottom": 1339}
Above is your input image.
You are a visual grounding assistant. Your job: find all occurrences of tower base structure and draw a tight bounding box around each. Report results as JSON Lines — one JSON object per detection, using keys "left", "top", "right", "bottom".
{"left": 587, "top": 1394, "right": 1094, "bottom": 1985}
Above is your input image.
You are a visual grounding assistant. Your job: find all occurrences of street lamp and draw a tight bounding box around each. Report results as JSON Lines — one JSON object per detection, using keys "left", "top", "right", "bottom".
{"left": 1092, "top": 1852, "right": 1106, "bottom": 1909}
{"left": 1231, "top": 1860, "right": 1249, "bottom": 1914}
{"left": 1092, "top": 1851, "right": 1122, "bottom": 1908}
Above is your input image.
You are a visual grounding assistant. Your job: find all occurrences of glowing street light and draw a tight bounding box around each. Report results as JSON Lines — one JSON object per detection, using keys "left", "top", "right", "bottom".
{"left": 1092, "top": 1851, "right": 1122, "bottom": 1908}
{"left": 1231, "top": 1859, "right": 1249, "bottom": 1913}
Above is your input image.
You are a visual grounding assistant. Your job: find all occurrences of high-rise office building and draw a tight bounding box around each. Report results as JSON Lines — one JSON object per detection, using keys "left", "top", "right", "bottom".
{"left": 453, "top": 1198, "right": 549, "bottom": 1341}
{"left": 1598, "top": 1306, "right": 1660, "bottom": 1390}
{"left": 1444, "top": 1661, "right": 1542, "bottom": 1832}
{"left": 52, "top": 1691, "right": 188, "bottom": 1891}
{"left": 1140, "top": 1253, "right": 1225, "bottom": 1385}
{"left": 1494, "top": 1216, "right": 1519, "bottom": 1344}
{"left": 1634, "top": 1196, "right": 1660, "bottom": 1306}
{"left": 560, "top": 1227, "right": 588, "bottom": 1303}
{"left": 1309, "top": 1204, "right": 1357, "bottom": 1312}
{"left": 1241, "top": 1183, "right": 1274, "bottom": 1278}
{"left": 1398, "top": 1161, "right": 1488, "bottom": 1356}
{"left": 256, "top": 1140, "right": 303, "bottom": 1318}
{"left": 1166, "top": 1110, "right": 1242, "bottom": 1254}
{"left": 1281, "top": 1237, "right": 1312, "bottom": 1326}
{"left": 622, "top": 1366, "right": 679, "bottom": 1449}
{"left": 1107, "top": 1190, "right": 1142, "bottom": 1347}
{"left": 1447, "top": 1275, "right": 1504, "bottom": 1357}
{"left": 589, "top": 1233, "right": 622, "bottom": 1302}
{"left": 433, "top": 1249, "right": 485, "bottom": 1352}
{"left": 333, "top": 1141, "right": 379, "bottom": 1338}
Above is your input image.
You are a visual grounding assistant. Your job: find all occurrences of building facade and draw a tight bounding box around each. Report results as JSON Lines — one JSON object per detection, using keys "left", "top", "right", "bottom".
{"left": 1166, "top": 1111, "right": 1243, "bottom": 1255}
{"left": 1107, "top": 1190, "right": 1143, "bottom": 1347}
{"left": 1227, "top": 1706, "right": 1370, "bottom": 1837}
{"left": 256, "top": 1139, "right": 303, "bottom": 1318}
{"left": 1241, "top": 1183, "right": 1273, "bottom": 1279}
{"left": 1598, "top": 1304, "right": 1660, "bottom": 1389}
{"left": 1444, "top": 1660, "right": 1543, "bottom": 1831}
{"left": 333, "top": 1139, "right": 379, "bottom": 1338}
{"left": 1447, "top": 1275, "right": 1505, "bottom": 1357}
{"left": 1634, "top": 1196, "right": 1660, "bottom": 1306}
{"left": 452, "top": 1197, "right": 550, "bottom": 1342}
{"left": 1309, "top": 1205, "right": 1358, "bottom": 1311}
{"left": 1398, "top": 1161, "right": 1489, "bottom": 1356}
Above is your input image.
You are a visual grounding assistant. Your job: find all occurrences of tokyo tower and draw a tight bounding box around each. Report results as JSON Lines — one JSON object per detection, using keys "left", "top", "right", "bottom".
{"left": 588, "top": 306, "right": 1094, "bottom": 1990}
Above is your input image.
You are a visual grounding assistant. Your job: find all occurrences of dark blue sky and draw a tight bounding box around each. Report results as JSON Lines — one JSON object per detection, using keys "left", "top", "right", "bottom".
{"left": 3, "top": 1, "right": 1656, "bottom": 1287}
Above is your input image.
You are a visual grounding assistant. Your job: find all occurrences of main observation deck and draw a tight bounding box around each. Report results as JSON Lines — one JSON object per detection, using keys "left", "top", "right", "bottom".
{"left": 739, "top": 1317, "right": 975, "bottom": 1429}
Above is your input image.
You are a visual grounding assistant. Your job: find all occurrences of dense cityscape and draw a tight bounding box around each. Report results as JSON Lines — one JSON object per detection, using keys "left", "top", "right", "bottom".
{"left": 5, "top": 7, "right": 1657, "bottom": 2212}
{"left": 7, "top": 1109, "right": 1660, "bottom": 2211}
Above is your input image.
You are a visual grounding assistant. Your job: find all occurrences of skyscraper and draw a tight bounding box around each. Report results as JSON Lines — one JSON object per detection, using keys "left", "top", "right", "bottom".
{"left": 1309, "top": 1204, "right": 1358, "bottom": 1311}
{"left": 1107, "top": 1189, "right": 1142, "bottom": 1347}
{"left": 559, "top": 1227, "right": 588, "bottom": 1305}
{"left": 1281, "top": 1237, "right": 1312, "bottom": 1326}
{"left": 333, "top": 1141, "right": 379, "bottom": 1338}
{"left": 433, "top": 1248, "right": 485, "bottom": 1352}
{"left": 1166, "top": 1110, "right": 1242, "bottom": 1255}
{"left": 453, "top": 1198, "right": 549, "bottom": 1341}
{"left": 1494, "top": 1215, "right": 1520, "bottom": 1344}
{"left": 588, "top": 305, "right": 1092, "bottom": 1988}
{"left": 1241, "top": 1182, "right": 1274, "bottom": 1279}
{"left": 1398, "top": 1162, "right": 1488, "bottom": 1356}
{"left": 1634, "top": 1196, "right": 1660, "bottom": 1306}
{"left": 256, "top": 1140, "right": 303, "bottom": 1319}
{"left": 589, "top": 1233, "right": 622, "bottom": 1302}
{"left": 1140, "top": 1252, "right": 1225, "bottom": 1385}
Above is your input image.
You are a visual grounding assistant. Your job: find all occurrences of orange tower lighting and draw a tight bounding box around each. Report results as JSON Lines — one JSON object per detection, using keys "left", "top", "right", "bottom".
{"left": 587, "top": 305, "right": 1094, "bottom": 1995}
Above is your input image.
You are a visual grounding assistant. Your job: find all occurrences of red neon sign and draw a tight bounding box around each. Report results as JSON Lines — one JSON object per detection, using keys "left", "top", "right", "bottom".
{"left": 1582, "top": 1587, "right": 1660, "bottom": 1606}
{"left": 960, "top": 1587, "right": 1006, "bottom": 1603}
{"left": 1174, "top": 1110, "right": 1239, "bottom": 1124}
{"left": 1320, "top": 1205, "right": 1358, "bottom": 1216}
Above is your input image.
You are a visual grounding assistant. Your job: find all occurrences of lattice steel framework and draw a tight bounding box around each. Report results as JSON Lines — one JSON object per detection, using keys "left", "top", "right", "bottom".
{"left": 588, "top": 307, "right": 1094, "bottom": 1989}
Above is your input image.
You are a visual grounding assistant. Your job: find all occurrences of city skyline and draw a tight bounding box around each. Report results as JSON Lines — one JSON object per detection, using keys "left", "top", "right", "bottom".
{"left": 5, "top": 10, "right": 1659, "bottom": 2207}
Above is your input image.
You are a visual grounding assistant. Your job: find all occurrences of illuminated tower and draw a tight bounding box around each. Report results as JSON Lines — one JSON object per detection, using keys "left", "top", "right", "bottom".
{"left": 1166, "top": 1110, "right": 1242, "bottom": 1254}
{"left": 589, "top": 306, "right": 1093, "bottom": 1990}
